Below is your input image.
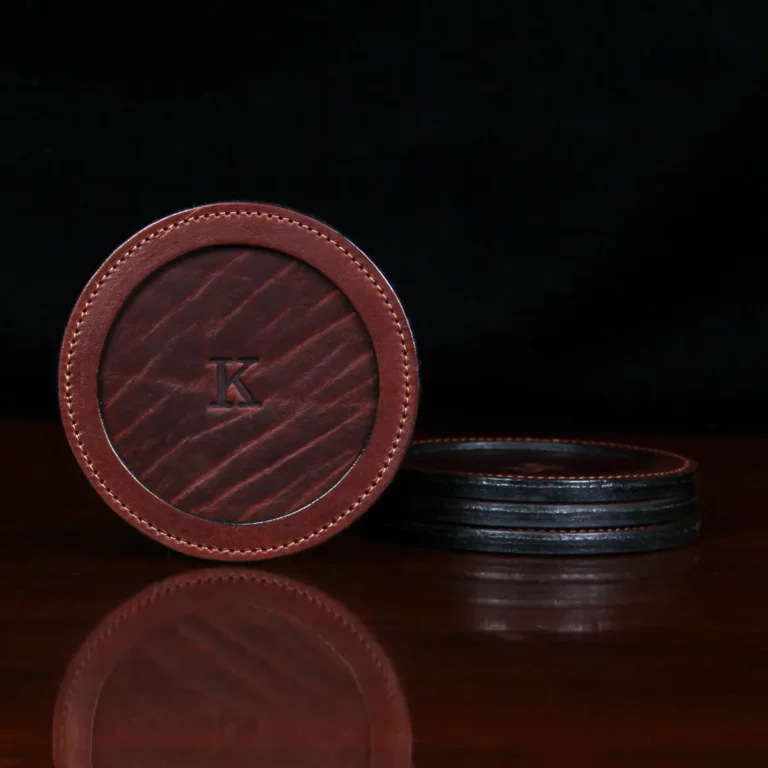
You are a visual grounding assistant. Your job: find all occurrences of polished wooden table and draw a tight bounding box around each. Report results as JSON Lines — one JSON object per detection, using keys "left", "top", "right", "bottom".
{"left": 3, "top": 424, "right": 767, "bottom": 766}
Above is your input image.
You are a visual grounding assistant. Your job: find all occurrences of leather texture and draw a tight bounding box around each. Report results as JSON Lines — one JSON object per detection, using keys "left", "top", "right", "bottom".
{"left": 59, "top": 203, "right": 419, "bottom": 561}
{"left": 377, "top": 492, "right": 698, "bottom": 529}
{"left": 375, "top": 515, "right": 702, "bottom": 555}
{"left": 53, "top": 568, "right": 412, "bottom": 767}
{"left": 100, "top": 245, "right": 377, "bottom": 524}
{"left": 395, "top": 438, "right": 698, "bottom": 503}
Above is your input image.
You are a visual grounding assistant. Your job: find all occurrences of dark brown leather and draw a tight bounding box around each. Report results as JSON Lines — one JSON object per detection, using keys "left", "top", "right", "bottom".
{"left": 53, "top": 568, "right": 412, "bottom": 767}
{"left": 59, "top": 203, "right": 419, "bottom": 560}
{"left": 100, "top": 245, "right": 377, "bottom": 524}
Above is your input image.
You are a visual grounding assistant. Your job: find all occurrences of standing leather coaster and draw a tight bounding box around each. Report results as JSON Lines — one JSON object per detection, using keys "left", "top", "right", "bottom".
{"left": 395, "top": 438, "right": 697, "bottom": 503}
{"left": 53, "top": 568, "right": 412, "bottom": 767}
{"left": 59, "top": 203, "right": 418, "bottom": 561}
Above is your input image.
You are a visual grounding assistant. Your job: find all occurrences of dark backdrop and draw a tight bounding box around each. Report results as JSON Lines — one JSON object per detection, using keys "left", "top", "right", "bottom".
{"left": 3, "top": 3, "right": 768, "bottom": 434}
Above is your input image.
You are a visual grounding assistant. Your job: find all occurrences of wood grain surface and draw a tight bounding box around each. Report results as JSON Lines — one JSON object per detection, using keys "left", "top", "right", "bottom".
{"left": 2, "top": 424, "right": 767, "bottom": 767}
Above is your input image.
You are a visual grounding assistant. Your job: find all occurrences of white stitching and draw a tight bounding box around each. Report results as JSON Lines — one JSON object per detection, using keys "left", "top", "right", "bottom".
{"left": 393, "top": 517, "right": 700, "bottom": 535}
{"left": 63, "top": 210, "right": 412, "bottom": 555}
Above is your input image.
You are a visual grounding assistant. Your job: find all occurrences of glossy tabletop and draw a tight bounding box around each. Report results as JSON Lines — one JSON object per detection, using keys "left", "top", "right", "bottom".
{"left": 2, "top": 424, "right": 767, "bottom": 766}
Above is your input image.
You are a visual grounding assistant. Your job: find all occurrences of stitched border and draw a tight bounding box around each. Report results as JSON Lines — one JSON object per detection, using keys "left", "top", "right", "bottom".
{"left": 62, "top": 209, "right": 412, "bottom": 555}
{"left": 395, "top": 495, "right": 698, "bottom": 529}
{"left": 408, "top": 437, "right": 695, "bottom": 481}
{"left": 405, "top": 494, "right": 697, "bottom": 513}
{"left": 387, "top": 517, "right": 701, "bottom": 535}
{"left": 55, "top": 570, "right": 404, "bottom": 762}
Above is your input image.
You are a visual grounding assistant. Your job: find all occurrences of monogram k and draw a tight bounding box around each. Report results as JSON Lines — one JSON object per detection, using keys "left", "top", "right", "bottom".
{"left": 209, "top": 358, "right": 261, "bottom": 408}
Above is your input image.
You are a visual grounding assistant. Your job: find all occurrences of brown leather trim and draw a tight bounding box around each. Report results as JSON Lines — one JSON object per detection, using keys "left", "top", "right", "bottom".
{"left": 59, "top": 203, "right": 419, "bottom": 560}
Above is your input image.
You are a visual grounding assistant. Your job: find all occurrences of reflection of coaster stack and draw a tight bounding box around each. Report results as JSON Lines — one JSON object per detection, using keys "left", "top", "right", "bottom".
{"left": 449, "top": 549, "right": 700, "bottom": 635}
{"left": 373, "top": 438, "right": 700, "bottom": 555}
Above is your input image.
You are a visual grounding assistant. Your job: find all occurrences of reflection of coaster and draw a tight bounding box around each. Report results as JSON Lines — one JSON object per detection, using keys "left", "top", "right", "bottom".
{"left": 53, "top": 568, "right": 412, "bottom": 767}
{"left": 376, "top": 516, "right": 701, "bottom": 556}
{"left": 59, "top": 203, "right": 418, "bottom": 561}
{"left": 382, "top": 494, "right": 697, "bottom": 529}
{"left": 396, "top": 438, "right": 697, "bottom": 502}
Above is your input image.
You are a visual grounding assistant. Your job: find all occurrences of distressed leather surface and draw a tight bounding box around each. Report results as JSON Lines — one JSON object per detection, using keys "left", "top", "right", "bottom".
{"left": 60, "top": 202, "right": 419, "bottom": 560}
{"left": 99, "top": 245, "right": 378, "bottom": 524}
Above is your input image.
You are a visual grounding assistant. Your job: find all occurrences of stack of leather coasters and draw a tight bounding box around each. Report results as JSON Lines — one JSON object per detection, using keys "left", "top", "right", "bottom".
{"left": 372, "top": 437, "right": 700, "bottom": 555}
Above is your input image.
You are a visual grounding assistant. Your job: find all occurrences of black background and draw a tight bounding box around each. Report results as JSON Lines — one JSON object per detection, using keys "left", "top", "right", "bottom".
{"left": 3, "top": 3, "right": 768, "bottom": 434}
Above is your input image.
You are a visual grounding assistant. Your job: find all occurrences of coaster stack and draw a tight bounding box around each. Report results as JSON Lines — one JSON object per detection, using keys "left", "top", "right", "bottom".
{"left": 372, "top": 438, "right": 700, "bottom": 555}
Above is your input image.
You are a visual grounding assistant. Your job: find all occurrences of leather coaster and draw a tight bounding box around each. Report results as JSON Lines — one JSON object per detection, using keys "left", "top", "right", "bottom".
{"left": 380, "top": 492, "right": 697, "bottom": 529}
{"left": 375, "top": 516, "right": 701, "bottom": 556}
{"left": 59, "top": 203, "right": 418, "bottom": 561}
{"left": 395, "top": 437, "right": 697, "bottom": 503}
{"left": 53, "top": 568, "right": 412, "bottom": 767}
